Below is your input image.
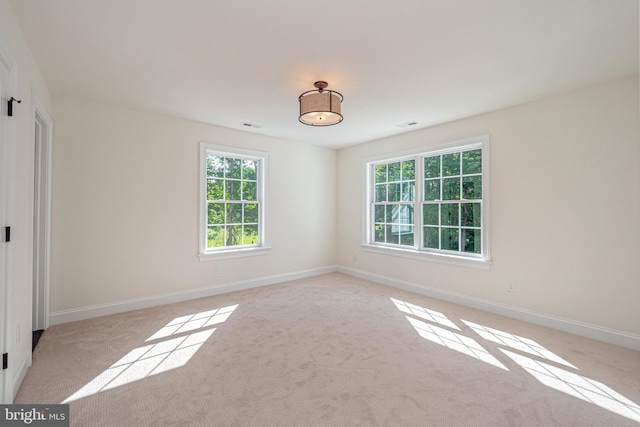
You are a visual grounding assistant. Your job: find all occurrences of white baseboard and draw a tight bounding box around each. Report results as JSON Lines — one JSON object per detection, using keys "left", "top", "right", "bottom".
{"left": 338, "top": 266, "right": 640, "bottom": 351}
{"left": 50, "top": 266, "right": 338, "bottom": 326}
{"left": 12, "top": 352, "right": 31, "bottom": 402}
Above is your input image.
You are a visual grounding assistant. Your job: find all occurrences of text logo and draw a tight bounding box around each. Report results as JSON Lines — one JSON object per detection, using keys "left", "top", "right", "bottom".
{"left": 1, "top": 405, "right": 69, "bottom": 426}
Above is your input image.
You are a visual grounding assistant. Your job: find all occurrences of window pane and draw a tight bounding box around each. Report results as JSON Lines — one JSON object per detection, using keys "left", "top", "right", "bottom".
{"left": 442, "top": 153, "right": 460, "bottom": 176}
{"left": 227, "top": 158, "right": 242, "bottom": 179}
{"left": 462, "top": 176, "right": 482, "bottom": 199}
{"left": 398, "top": 205, "right": 413, "bottom": 224}
{"left": 402, "top": 160, "right": 415, "bottom": 180}
{"left": 244, "top": 203, "right": 258, "bottom": 223}
{"left": 441, "top": 203, "right": 459, "bottom": 226}
{"left": 423, "top": 226, "right": 439, "bottom": 249}
{"left": 442, "top": 177, "right": 460, "bottom": 200}
{"left": 400, "top": 226, "right": 414, "bottom": 246}
{"left": 441, "top": 228, "right": 459, "bottom": 251}
{"left": 226, "top": 180, "right": 241, "bottom": 200}
{"left": 402, "top": 181, "right": 415, "bottom": 202}
{"left": 375, "top": 184, "right": 387, "bottom": 202}
{"left": 374, "top": 205, "right": 385, "bottom": 223}
{"left": 208, "top": 203, "right": 224, "bottom": 225}
{"left": 462, "top": 149, "right": 482, "bottom": 174}
{"left": 207, "top": 156, "right": 225, "bottom": 178}
{"left": 243, "top": 225, "right": 259, "bottom": 245}
{"left": 207, "top": 179, "right": 224, "bottom": 200}
{"left": 388, "top": 183, "right": 401, "bottom": 202}
{"left": 462, "top": 203, "right": 481, "bottom": 227}
{"left": 386, "top": 204, "right": 396, "bottom": 223}
{"left": 226, "top": 203, "right": 242, "bottom": 224}
{"left": 375, "top": 164, "right": 387, "bottom": 184}
{"left": 386, "top": 224, "right": 399, "bottom": 244}
{"left": 207, "top": 226, "right": 226, "bottom": 248}
{"left": 228, "top": 225, "right": 243, "bottom": 246}
{"left": 374, "top": 224, "right": 385, "bottom": 242}
{"left": 243, "top": 160, "right": 257, "bottom": 180}
{"left": 462, "top": 228, "right": 481, "bottom": 254}
{"left": 388, "top": 162, "right": 401, "bottom": 181}
{"left": 424, "top": 156, "right": 440, "bottom": 178}
{"left": 423, "top": 204, "right": 439, "bottom": 226}
{"left": 242, "top": 180, "right": 257, "bottom": 201}
{"left": 425, "top": 179, "right": 440, "bottom": 201}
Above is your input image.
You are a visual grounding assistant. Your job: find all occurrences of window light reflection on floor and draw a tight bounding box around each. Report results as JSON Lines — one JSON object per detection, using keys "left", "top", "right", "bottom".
{"left": 405, "top": 316, "right": 508, "bottom": 371}
{"left": 391, "top": 298, "right": 460, "bottom": 330}
{"left": 462, "top": 320, "right": 577, "bottom": 369}
{"left": 146, "top": 304, "right": 239, "bottom": 342}
{"left": 62, "top": 304, "right": 238, "bottom": 403}
{"left": 500, "top": 349, "right": 640, "bottom": 423}
{"left": 392, "top": 297, "right": 640, "bottom": 422}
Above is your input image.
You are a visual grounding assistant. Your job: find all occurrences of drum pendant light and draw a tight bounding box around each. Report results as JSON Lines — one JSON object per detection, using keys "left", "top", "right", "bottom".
{"left": 298, "top": 81, "right": 343, "bottom": 126}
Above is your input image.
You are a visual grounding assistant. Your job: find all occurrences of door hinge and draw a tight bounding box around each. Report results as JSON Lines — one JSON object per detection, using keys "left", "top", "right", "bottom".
{"left": 8, "top": 97, "right": 21, "bottom": 117}
{"left": 4, "top": 227, "right": 10, "bottom": 242}
{"left": 2, "top": 353, "right": 7, "bottom": 370}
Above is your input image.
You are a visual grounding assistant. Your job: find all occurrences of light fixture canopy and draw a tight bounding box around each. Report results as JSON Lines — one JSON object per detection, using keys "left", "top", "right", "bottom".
{"left": 298, "top": 81, "right": 343, "bottom": 126}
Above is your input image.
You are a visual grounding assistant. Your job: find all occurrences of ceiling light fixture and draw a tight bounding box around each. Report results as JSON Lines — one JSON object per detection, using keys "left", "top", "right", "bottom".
{"left": 298, "top": 81, "right": 343, "bottom": 126}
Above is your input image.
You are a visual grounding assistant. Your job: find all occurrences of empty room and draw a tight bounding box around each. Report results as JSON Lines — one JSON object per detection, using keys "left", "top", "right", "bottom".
{"left": 1, "top": 1, "right": 639, "bottom": 426}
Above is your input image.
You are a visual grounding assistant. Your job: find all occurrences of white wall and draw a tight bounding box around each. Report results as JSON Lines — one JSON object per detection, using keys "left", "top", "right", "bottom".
{"left": 0, "top": 0, "right": 52, "bottom": 400}
{"left": 50, "top": 98, "right": 337, "bottom": 314}
{"left": 337, "top": 76, "right": 640, "bottom": 338}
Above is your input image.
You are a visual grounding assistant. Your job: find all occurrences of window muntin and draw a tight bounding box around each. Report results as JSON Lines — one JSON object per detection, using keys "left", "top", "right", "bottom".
{"left": 199, "top": 144, "right": 268, "bottom": 259}
{"left": 366, "top": 137, "right": 488, "bottom": 263}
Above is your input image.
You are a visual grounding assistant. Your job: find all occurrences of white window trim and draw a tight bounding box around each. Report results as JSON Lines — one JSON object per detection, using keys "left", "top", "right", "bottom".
{"left": 198, "top": 143, "right": 270, "bottom": 262}
{"left": 362, "top": 134, "right": 491, "bottom": 270}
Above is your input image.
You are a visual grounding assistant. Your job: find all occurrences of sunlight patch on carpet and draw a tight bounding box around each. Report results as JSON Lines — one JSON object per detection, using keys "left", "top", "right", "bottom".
{"left": 501, "top": 349, "right": 640, "bottom": 423}
{"left": 63, "top": 304, "right": 238, "bottom": 403}
{"left": 462, "top": 320, "right": 577, "bottom": 369}
{"left": 404, "top": 316, "right": 508, "bottom": 370}
{"left": 146, "top": 304, "right": 239, "bottom": 341}
{"left": 392, "top": 298, "right": 507, "bottom": 370}
{"left": 391, "top": 298, "right": 460, "bottom": 330}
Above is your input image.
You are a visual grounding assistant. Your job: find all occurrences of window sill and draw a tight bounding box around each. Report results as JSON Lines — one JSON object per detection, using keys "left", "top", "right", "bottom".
{"left": 199, "top": 247, "right": 271, "bottom": 262}
{"left": 361, "top": 244, "right": 492, "bottom": 270}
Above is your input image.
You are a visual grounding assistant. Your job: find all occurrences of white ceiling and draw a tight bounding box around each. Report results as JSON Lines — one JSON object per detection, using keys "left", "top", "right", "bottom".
{"left": 9, "top": 0, "right": 638, "bottom": 149}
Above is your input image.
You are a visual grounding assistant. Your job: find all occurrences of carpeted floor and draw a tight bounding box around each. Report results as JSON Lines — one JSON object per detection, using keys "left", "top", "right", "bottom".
{"left": 15, "top": 273, "right": 640, "bottom": 426}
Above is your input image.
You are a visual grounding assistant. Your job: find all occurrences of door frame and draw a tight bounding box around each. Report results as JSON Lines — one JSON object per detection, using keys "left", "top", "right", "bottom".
{"left": 32, "top": 98, "right": 52, "bottom": 333}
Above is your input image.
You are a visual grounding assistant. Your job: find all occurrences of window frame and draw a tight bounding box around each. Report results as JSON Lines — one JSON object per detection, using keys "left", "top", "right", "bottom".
{"left": 199, "top": 143, "right": 270, "bottom": 261}
{"left": 363, "top": 135, "right": 491, "bottom": 270}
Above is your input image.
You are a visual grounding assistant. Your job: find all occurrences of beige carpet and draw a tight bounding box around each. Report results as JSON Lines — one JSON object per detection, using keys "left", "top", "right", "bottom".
{"left": 15, "top": 273, "right": 640, "bottom": 426}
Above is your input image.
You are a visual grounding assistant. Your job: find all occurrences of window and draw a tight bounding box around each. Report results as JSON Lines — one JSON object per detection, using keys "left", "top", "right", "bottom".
{"left": 365, "top": 135, "right": 490, "bottom": 268}
{"left": 373, "top": 159, "right": 416, "bottom": 246}
{"left": 199, "top": 143, "right": 269, "bottom": 261}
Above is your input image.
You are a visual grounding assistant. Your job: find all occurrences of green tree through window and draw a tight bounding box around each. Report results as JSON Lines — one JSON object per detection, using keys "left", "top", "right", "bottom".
{"left": 373, "top": 160, "right": 416, "bottom": 246}
{"left": 367, "top": 136, "right": 488, "bottom": 262}
{"left": 423, "top": 148, "right": 482, "bottom": 255}
{"left": 199, "top": 144, "right": 268, "bottom": 261}
{"left": 206, "top": 155, "right": 260, "bottom": 249}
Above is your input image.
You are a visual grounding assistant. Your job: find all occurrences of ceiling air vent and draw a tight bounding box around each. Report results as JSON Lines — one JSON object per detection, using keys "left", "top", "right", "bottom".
{"left": 241, "top": 122, "right": 262, "bottom": 129}
{"left": 396, "top": 121, "right": 418, "bottom": 128}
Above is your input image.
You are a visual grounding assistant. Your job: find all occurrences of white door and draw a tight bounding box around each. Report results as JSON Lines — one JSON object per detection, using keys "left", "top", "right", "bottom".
{"left": 0, "top": 51, "right": 10, "bottom": 404}
{"left": 0, "top": 44, "right": 17, "bottom": 404}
